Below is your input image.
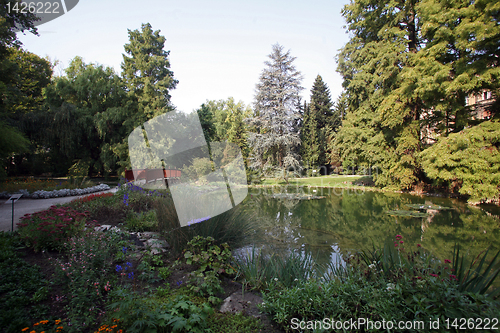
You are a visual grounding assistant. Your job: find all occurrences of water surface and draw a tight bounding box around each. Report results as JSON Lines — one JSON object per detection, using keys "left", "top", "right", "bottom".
{"left": 241, "top": 186, "right": 500, "bottom": 268}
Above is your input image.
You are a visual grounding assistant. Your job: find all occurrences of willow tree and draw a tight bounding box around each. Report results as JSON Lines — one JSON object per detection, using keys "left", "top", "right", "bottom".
{"left": 246, "top": 44, "right": 303, "bottom": 182}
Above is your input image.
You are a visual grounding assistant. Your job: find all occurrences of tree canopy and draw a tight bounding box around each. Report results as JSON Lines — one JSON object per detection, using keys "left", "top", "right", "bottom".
{"left": 335, "top": 0, "right": 500, "bottom": 191}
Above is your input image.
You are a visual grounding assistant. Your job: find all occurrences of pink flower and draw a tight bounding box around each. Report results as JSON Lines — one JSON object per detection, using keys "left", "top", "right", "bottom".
{"left": 449, "top": 274, "right": 458, "bottom": 281}
{"left": 399, "top": 240, "right": 404, "bottom": 244}
{"left": 430, "top": 273, "right": 438, "bottom": 277}
{"left": 394, "top": 244, "right": 398, "bottom": 247}
{"left": 444, "top": 259, "right": 451, "bottom": 263}
{"left": 395, "top": 234, "right": 403, "bottom": 240}
{"left": 416, "top": 244, "right": 421, "bottom": 248}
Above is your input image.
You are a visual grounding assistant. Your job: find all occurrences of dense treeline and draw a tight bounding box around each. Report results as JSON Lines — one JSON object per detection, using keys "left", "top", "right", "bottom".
{"left": 1, "top": 0, "right": 499, "bottom": 203}
{"left": 334, "top": 0, "right": 499, "bottom": 202}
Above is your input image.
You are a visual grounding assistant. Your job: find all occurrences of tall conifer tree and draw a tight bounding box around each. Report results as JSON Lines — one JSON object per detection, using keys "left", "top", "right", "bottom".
{"left": 246, "top": 44, "right": 303, "bottom": 181}
{"left": 121, "top": 23, "right": 178, "bottom": 127}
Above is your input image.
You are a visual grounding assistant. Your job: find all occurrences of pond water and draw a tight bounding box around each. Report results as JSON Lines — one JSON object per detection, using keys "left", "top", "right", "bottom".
{"left": 239, "top": 186, "right": 500, "bottom": 269}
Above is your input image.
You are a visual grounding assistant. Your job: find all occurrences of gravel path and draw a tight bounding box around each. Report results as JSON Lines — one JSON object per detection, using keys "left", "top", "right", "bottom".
{"left": 0, "top": 187, "right": 118, "bottom": 232}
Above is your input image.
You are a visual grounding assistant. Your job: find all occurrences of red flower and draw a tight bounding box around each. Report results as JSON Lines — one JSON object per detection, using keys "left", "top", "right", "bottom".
{"left": 416, "top": 244, "right": 421, "bottom": 248}
{"left": 444, "top": 259, "right": 451, "bottom": 263}
{"left": 430, "top": 273, "right": 438, "bottom": 277}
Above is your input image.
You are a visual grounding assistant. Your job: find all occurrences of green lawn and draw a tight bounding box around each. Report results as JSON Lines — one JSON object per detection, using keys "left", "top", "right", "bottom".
{"left": 257, "top": 174, "right": 375, "bottom": 189}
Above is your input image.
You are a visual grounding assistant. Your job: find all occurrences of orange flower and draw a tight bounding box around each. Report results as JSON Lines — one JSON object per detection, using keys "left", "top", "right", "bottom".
{"left": 21, "top": 328, "right": 30, "bottom": 332}
{"left": 40, "top": 320, "right": 49, "bottom": 324}
{"left": 55, "top": 319, "right": 62, "bottom": 325}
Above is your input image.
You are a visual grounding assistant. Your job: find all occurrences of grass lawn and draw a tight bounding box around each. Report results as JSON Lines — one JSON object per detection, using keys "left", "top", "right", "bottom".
{"left": 258, "top": 174, "right": 376, "bottom": 189}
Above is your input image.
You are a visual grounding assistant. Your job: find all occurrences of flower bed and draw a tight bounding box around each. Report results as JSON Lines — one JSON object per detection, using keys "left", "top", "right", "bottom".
{"left": 0, "top": 183, "right": 111, "bottom": 199}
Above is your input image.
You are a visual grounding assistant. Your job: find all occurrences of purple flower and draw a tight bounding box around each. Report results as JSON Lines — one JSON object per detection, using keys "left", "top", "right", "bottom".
{"left": 122, "top": 247, "right": 127, "bottom": 254}
{"left": 116, "top": 265, "right": 122, "bottom": 272}
{"left": 128, "top": 272, "right": 134, "bottom": 279}
{"left": 126, "top": 262, "right": 132, "bottom": 267}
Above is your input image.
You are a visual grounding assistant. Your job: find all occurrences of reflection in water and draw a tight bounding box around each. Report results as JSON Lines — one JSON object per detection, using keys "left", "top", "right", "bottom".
{"left": 241, "top": 187, "right": 500, "bottom": 271}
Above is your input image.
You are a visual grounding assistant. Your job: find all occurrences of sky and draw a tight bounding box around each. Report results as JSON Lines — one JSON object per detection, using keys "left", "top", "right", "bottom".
{"left": 17, "top": 0, "right": 350, "bottom": 114}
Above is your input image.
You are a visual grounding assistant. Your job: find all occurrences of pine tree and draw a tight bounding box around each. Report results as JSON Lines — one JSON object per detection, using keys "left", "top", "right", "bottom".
{"left": 300, "top": 101, "right": 321, "bottom": 170}
{"left": 308, "top": 75, "right": 337, "bottom": 170}
{"left": 246, "top": 44, "right": 303, "bottom": 182}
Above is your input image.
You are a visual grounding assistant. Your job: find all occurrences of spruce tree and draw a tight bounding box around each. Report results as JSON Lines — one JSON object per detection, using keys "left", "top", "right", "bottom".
{"left": 246, "top": 44, "right": 303, "bottom": 181}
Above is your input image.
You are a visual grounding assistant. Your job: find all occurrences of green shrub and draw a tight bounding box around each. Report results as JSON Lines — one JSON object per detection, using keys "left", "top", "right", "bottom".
{"left": 51, "top": 230, "right": 127, "bottom": 331}
{"left": 107, "top": 289, "right": 213, "bottom": 333}
{"left": 207, "top": 312, "right": 262, "bottom": 333}
{"left": 125, "top": 210, "right": 158, "bottom": 232}
{"left": 261, "top": 276, "right": 500, "bottom": 332}
{"left": 420, "top": 120, "right": 500, "bottom": 203}
{"left": 17, "top": 205, "right": 88, "bottom": 251}
{"left": 259, "top": 235, "right": 500, "bottom": 332}
{"left": 183, "top": 236, "right": 235, "bottom": 302}
{"left": 0, "top": 232, "right": 49, "bottom": 333}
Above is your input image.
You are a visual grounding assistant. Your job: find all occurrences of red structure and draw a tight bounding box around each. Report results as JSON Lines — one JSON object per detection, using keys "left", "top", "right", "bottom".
{"left": 124, "top": 169, "right": 181, "bottom": 184}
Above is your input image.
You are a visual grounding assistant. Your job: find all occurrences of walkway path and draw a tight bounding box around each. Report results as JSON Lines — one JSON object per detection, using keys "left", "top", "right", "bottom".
{"left": 0, "top": 187, "right": 118, "bottom": 232}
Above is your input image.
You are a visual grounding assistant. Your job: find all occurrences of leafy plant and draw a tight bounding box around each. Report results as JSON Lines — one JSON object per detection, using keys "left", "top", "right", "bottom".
{"left": 107, "top": 289, "right": 213, "bottom": 333}
{"left": 51, "top": 230, "right": 126, "bottom": 331}
{"left": 0, "top": 232, "right": 49, "bottom": 333}
{"left": 451, "top": 245, "right": 500, "bottom": 297}
{"left": 184, "top": 236, "right": 235, "bottom": 275}
{"left": 125, "top": 210, "right": 158, "bottom": 232}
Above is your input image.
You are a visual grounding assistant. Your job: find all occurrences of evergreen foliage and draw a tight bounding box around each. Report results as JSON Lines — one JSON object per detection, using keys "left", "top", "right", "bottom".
{"left": 246, "top": 44, "right": 303, "bottom": 181}
{"left": 121, "top": 23, "right": 178, "bottom": 125}
{"left": 301, "top": 75, "right": 338, "bottom": 171}
{"left": 336, "top": 0, "right": 500, "bottom": 190}
{"left": 420, "top": 120, "right": 500, "bottom": 203}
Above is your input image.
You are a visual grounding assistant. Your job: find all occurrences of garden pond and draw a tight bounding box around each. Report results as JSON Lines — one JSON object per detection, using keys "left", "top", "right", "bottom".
{"left": 237, "top": 186, "right": 500, "bottom": 270}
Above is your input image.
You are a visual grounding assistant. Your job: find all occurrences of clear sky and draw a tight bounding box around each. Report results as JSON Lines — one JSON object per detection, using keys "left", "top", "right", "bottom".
{"left": 17, "top": 0, "right": 350, "bottom": 113}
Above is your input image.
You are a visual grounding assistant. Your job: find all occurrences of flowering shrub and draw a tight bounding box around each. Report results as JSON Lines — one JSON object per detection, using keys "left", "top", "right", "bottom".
{"left": 51, "top": 230, "right": 127, "bottom": 331}
{"left": 71, "top": 192, "right": 114, "bottom": 204}
{"left": 17, "top": 205, "right": 89, "bottom": 252}
{"left": 21, "top": 319, "right": 64, "bottom": 333}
